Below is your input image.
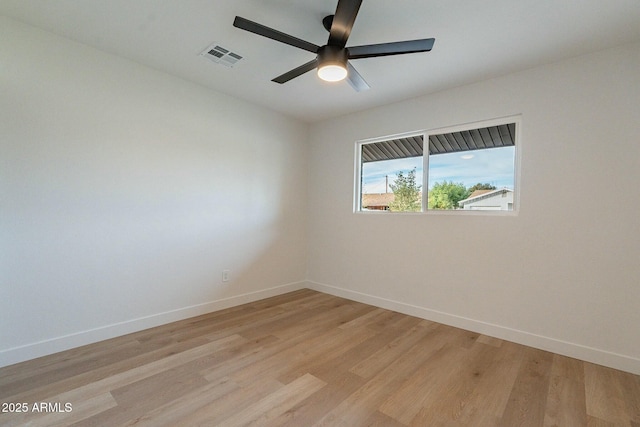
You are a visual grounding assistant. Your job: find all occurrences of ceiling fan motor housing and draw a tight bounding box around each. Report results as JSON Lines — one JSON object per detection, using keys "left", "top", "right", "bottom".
{"left": 318, "top": 45, "right": 348, "bottom": 68}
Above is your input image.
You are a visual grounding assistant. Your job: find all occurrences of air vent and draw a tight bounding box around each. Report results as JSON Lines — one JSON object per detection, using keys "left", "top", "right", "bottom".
{"left": 200, "top": 43, "right": 243, "bottom": 67}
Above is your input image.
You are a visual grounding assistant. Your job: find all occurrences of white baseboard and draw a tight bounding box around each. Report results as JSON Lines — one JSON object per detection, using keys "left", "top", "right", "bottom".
{"left": 306, "top": 281, "right": 640, "bottom": 375}
{"left": 0, "top": 281, "right": 306, "bottom": 368}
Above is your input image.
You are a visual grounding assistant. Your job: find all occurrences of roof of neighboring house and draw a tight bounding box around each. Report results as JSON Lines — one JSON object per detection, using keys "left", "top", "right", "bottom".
{"left": 362, "top": 193, "right": 395, "bottom": 208}
{"left": 467, "top": 189, "right": 494, "bottom": 199}
{"left": 459, "top": 188, "right": 513, "bottom": 206}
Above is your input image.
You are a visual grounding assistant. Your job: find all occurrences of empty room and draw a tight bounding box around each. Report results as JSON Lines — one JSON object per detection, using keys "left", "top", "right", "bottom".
{"left": 1, "top": 1, "right": 639, "bottom": 425}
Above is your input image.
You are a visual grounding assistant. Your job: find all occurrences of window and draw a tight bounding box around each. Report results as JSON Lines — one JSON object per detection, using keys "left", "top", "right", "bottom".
{"left": 356, "top": 117, "right": 519, "bottom": 213}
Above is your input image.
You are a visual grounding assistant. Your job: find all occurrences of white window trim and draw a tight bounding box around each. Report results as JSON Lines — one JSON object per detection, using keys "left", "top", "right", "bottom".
{"left": 354, "top": 115, "right": 522, "bottom": 215}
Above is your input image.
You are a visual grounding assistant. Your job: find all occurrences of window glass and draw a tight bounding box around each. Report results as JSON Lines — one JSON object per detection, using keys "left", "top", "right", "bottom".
{"left": 428, "top": 146, "right": 515, "bottom": 211}
{"left": 356, "top": 119, "right": 518, "bottom": 213}
{"left": 361, "top": 157, "right": 423, "bottom": 211}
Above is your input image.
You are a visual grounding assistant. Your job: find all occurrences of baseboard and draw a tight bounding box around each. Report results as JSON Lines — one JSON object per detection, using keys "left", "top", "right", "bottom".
{"left": 0, "top": 281, "right": 306, "bottom": 368}
{"left": 306, "top": 281, "right": 640, "bottom": 375}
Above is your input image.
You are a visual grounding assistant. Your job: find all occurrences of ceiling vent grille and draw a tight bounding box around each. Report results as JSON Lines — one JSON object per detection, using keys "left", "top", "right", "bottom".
{"left": 200, "top": 43, "right": 243, "bottom": 67}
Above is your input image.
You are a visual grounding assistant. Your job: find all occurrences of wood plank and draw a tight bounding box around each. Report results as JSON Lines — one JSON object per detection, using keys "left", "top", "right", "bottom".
{"left": 451, "top": 341, "right": 524, "bottom": 426}
{"left": 585, "top": 361, "right": 633, "bottom": 426}
{"left": 498, "top": 347, "right": 554, "bottom": 426}
{"left": 362, "top": 410, "right": 407, "bottom": 427}
{"left": 276, "top": 327, "right": 379, "bottom": 385}
{"left": 229, "top": 328, "right": 350, "bottom": 387}
{"left": 119, "top": 376, "right": 239, "bottom": 427}
{"left": 0, "top": 334, "right": 240, "bottom": 405}
{"left": 379, "top": 328, "right": 478, "bottom": 425}
{"left": 349, "top": 320, "right": 440, "bottom": 379}
{"left": 477, "top": 334, "right": 503, "bottom": 347}
{"left": 0, "top": 337, "right": 141, "bottom": 392}
{"left": 273, "top": 319, "right": 423, "bottom": 425}
{"left": 587, "top": 415, "right": 618, "bottom": 426}
{"left": 168, "top": 377, "right": 284, "bottom": 425}
{"left": 621, "top": 374, "right": 640, "bottom": 425}
{"left": 263, "top": 373, "right": 365, "bottom": 427}
{"left": 215, "top": 373, "right": 326, "bottom": 426}
{"left": 199, "top": 335, "right": 281, "bottom": 382}
{"left": 543, "top": 354, "right": 588, "bottom": 427}
{"left": 314, "top": 325, "right": 469, "bottom": 426}
{"left": 407, "top": 340, "right": 505, "bottom": 426}
{"left": 80, "top": 371, "right": 210, "bottom": 426}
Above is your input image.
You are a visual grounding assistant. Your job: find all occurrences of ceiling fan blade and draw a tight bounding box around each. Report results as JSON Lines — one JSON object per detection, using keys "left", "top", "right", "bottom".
{"left": 328, "top": 0, "right": 362, "bottom": 48}
{"left": 346, "top": 62, "right": 370, "bottom": 92}
{"left": 348, "top": 38, "right": 435, "bottom": 59}
{"left": 234, "top": 16, "right": 320, "bottom": 53}
{"left": 272, "top": 59, "right": 319, "bottom": 84}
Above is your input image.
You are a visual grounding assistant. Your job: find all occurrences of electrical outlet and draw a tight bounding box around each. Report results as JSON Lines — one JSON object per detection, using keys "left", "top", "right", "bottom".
{"left": 222, "top": 270, "right": 230, "bottom": 282}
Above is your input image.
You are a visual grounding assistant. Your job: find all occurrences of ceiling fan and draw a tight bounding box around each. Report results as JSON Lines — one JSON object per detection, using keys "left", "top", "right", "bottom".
{"left": 233, "top": 0, "right": 435, "bottom": 91}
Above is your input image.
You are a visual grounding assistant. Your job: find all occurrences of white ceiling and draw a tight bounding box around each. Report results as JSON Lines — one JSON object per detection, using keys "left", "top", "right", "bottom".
{"left": 2, "top": 0, "right": 640, "bottom": 123}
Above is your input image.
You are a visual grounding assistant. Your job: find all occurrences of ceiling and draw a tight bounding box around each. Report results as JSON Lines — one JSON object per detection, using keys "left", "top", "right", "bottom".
{"left": 2, "top": 0, "right": 640, "bottom": 123}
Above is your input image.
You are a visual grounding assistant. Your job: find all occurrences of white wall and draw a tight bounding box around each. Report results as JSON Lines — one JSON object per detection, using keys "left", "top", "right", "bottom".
{"left": 0, "top": 17, "right": 309, "bottom": 367}
{"left": 307, "top": 42, "right": 640, "bottom": 374}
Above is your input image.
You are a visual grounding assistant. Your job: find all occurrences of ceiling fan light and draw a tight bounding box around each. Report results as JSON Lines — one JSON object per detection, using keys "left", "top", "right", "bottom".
{"left": 318, "top": 63, "right": 348, "bottom": 82}
{"left": 316, "top": 45, "right": 348, "bottom": 83}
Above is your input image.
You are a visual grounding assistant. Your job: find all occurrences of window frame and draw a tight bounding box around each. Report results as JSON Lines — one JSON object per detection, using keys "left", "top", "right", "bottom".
{"left": 354, "top": 115, "right": 522, "bottom": 215}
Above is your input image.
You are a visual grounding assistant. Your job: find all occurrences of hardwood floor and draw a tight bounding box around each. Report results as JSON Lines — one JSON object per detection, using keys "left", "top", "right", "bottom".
{"left": 1, "top": 289, "right": 639, "bottom": 426}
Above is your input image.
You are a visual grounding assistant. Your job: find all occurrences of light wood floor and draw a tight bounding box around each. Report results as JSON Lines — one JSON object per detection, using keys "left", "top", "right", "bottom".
{"left": 1, "top": 289, "right": 639, "bottom": 426}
